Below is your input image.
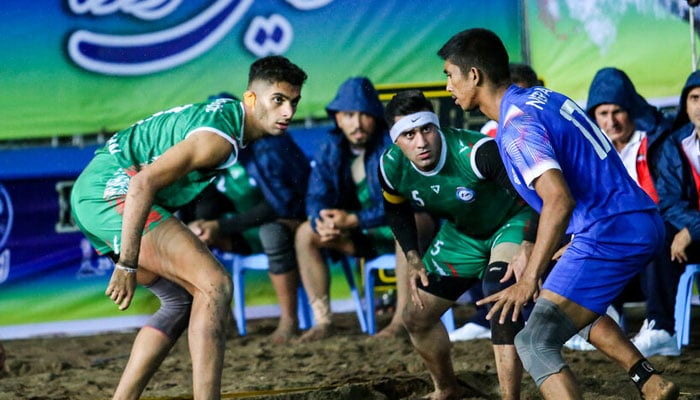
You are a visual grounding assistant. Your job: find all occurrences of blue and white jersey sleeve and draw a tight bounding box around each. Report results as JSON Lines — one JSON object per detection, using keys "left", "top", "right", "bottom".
{"left": 497, "top": 85, "right": 657, "bottom": 234}
{"left": 500, "top": 104, "right": 561, "bottom": 189}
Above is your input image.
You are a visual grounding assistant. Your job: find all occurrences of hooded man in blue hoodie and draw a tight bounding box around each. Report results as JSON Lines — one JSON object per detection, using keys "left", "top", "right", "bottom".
{"left": 660, "top": 70, "right": 700, "bottom": 267}
{"left": 295, "top": 77, "right": 434, "bottom": 342}
{"left": 586, "top": 67, "right": 679, "bottom": 357}
{"left": 587, "top": 67, "right": 673, "bottom": 203}
{"left": 653, "top": 69, "right": 700, "bottom": 345}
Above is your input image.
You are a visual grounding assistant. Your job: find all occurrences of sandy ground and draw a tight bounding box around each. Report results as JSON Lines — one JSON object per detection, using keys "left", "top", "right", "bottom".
{"left": 0, "top": 305, "right": 699, "bottom": 400}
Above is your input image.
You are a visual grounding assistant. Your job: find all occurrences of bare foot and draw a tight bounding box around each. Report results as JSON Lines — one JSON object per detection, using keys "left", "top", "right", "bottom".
{"left": 373, "top": 321, "right": 406, "bottom": 339}
{"left": 295, "top": 323, "right": 333, "bottom": 343}
{"left": 420, "top": 385, "right": 470, "bottom": 400}
{"left": 269, "top": 319, "right": 297, "bottom": 344}
{"left": 641, "top": 375, "right": 680, "bottom": 400}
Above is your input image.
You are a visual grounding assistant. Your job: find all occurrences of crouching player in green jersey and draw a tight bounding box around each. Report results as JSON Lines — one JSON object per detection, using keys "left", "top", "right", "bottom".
{"left": 379, "top": 90, "right": 535, "bottom": 400}
{"left": 70, "top": 56, "right": 307, "bottom": 400}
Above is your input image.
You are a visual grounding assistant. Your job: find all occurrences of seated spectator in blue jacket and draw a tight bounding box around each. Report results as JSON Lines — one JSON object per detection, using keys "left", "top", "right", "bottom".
{"left": 655, "top": 69, "right": 700, "bottom": 342}
{"left": 295, "top": 77, "right": 434, "bottom": 341}
{"left": 586, "top": 67, "right": 679, "bottom": 356}
{"left": 185, "top": 93, "right": 311, "bottom": 343}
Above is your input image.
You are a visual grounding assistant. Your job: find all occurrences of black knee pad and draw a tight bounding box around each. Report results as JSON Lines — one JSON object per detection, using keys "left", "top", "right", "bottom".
{"left": 482, "top": 261, "right": 511, "bottom": 296}
{"left": 483, "top": 261, "right": 523, "bottom": 344}
{"left": 145, "top": 278, "right": 193, "bottom": 341}
{"left": 259, "top": 222, "right": 297, "bottom": 274}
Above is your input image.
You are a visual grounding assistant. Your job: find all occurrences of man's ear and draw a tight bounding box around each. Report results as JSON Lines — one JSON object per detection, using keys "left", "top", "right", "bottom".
{"left": 243, "top": 91, "right": 256, "bottom": 108}
{"left": 470, "top": 67, "right": 483, "bottom": 86}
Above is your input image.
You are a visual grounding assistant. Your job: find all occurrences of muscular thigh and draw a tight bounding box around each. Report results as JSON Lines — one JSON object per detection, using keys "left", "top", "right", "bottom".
{"left": 138, "top": 218, "right": 229, "bottom": 293}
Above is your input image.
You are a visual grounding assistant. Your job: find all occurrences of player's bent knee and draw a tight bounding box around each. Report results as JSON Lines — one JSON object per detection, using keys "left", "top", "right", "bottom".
{"left": 402, "top": 304, "right": 428, "bottom": 333}
{"left": 515, "top": 298, "right": 579, "bottom": 387}
{"left": 145, "top": 278, "right": 193, "bottom": 341}
{"left": 482, "top": 261, "right": 511, "bottom": 296}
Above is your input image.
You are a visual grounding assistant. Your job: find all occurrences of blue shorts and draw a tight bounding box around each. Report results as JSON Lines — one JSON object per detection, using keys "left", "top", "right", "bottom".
{"left": 543, "top": 210, "right": 664, "bottom": 315}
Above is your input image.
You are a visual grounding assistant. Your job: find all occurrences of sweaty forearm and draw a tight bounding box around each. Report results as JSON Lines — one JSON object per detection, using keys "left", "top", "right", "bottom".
{"left": 119, "top": 175, "right": 156, "bottom": 267}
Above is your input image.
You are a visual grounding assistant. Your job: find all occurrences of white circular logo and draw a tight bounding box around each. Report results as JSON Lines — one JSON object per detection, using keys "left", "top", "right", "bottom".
{"left": 455, "top": 187, "right": 475, "bottom": 203}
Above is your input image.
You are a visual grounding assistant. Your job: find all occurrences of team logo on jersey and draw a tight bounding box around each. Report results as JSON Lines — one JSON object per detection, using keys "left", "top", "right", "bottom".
{"left": 431, "top": 185, "right": 440, "bottom": 194}
{"left": 455, "top": 187, "right": 475, "bottom": 203}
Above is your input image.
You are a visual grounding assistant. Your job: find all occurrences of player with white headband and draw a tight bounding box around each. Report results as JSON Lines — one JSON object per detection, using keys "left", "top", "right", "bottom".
{"left": 379, "top": 89, "right": 538, "bottom": 400}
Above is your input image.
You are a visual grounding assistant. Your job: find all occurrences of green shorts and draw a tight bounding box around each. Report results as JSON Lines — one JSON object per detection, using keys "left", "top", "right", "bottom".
{"left": 70, "top": 152, "right": 173, "bottom": 255}
{"left": 422, "top": 206, "right": 530, "bottom": 279}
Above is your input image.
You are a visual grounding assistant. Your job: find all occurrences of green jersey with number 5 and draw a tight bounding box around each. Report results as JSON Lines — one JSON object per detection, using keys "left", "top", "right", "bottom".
{"left": 380, "top": 128, "right": 525, "bottom": 238}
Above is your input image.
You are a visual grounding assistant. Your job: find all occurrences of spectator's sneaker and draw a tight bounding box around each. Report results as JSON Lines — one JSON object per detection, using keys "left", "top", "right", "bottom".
{"left": 449, "top": 322, "right": 491, "bottom": 342}
{"left": 632, "top": 319, "right": 680, "bottom": 357}
{"left": 564, "top": 305, "right": 620, "bottom": 352}
{"left": 564, "top": 334, "right": 596, "bottom": 351}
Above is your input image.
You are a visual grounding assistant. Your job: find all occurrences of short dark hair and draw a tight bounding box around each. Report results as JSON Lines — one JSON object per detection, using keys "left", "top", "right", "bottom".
{"left": 385, "top": 90, "right": 435, "bottom": 126}
{"left": 248, "top": 55, "right": 308, "bottom": 88}
{"left": 509, "top": 63, "right": 540, "bottom": 88}
{"left": 437, "top": 28, "right": 511, "bottom": 88}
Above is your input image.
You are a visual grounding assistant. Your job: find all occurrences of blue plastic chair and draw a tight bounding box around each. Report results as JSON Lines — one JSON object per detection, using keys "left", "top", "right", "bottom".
{"left": 362, "top": 254, "right": 455, "bottom": 335}
{"left": 221, "top": 251, "right": 368, "bottom": 336}
{"left": 338, "top": 256, "right": 369, "bottom": 333}
{"left": 674, "top": 263, "right": 700, "bottom": 349}
{"left": 217, "top": 252, "right": 313, "bottom": 336}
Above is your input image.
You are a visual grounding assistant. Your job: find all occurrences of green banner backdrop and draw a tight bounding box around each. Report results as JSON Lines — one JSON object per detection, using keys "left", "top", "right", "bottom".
{"left": 0, "top": 1, "right": 523, "bottom": 140}
{"left": 527, "top": 0, "right": 697, "bottom": 106}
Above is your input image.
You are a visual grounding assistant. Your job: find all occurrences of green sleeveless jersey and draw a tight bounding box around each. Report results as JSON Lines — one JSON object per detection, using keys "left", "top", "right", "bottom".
{"left": 216, "top": 163, "right": 264, "bottom": 213}
{"left": 380, "top": 128, "right": 524, "bottom": 238}
{"left": 98, "top": 98, "right": 245, "bottom": 210}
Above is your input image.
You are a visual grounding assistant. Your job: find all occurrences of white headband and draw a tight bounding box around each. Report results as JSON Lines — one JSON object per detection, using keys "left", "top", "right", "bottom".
{"left": 389, "top": 111, "right": 441, "bottom": 142}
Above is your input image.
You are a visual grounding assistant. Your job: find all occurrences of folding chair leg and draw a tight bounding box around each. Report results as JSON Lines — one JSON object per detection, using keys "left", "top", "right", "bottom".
{"left": 674, "top": 264, "right": 700, "bottom": 349}
{"left": 297, "top": 286, "right": 313, "bottom": 330}
{"left": 364, "top": 264, "right": 378, "bottom": 335}
{"left": 232, "top": 261, "right": 247, "bottom": 336}
{"left": 341, "top": 258, "right": 368, "bottom": 333}
{"left": 441, "top": 308, "right": 455, "bottom": 332}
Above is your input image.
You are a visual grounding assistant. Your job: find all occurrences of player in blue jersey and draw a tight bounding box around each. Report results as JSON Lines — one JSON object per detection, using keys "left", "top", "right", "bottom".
{"left": 437, "top": 28, "right": 679, "bottom": 399}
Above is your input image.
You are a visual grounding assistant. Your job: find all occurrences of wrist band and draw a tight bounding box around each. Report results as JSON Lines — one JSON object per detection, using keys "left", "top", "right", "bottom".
{"left": 115, "top": 263, "right": 138, "bottom": 274}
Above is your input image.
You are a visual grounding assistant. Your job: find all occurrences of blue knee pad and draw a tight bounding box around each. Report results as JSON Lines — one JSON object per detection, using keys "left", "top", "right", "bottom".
{"left": 259, "top": 222, "right": 297, "bottom": 275}
{"left": 145, "top": 278, "right": 193, "bottom": 341}
{"left": 483, "top": 261, "right": 523, "bottom": 345}
{"left": 515, "top": 298, "right": 579, "bottom": 387}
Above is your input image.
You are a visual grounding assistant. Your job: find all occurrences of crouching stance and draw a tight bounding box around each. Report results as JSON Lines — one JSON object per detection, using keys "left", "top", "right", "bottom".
{"left": 435, "top": 27, "right": 680, "bottom": 399}
{"left": 71, "top": 55, "right": 307, "bottom": 399}
{"left": 380, "top": 90, "right": 536, "bottom": 400}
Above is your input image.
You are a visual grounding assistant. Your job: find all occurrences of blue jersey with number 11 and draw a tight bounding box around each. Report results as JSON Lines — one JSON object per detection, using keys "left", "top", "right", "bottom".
{"left": 496, "top": 85, "right": 656, "bottom": 235}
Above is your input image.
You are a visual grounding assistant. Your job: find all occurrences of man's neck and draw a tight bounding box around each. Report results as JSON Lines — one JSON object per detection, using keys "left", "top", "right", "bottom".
{"left": 480, "top": 84, "right": 509, "bottom": 122}
{"left": 243, "top": 108, "right": 263, "bottom": 144}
